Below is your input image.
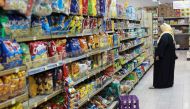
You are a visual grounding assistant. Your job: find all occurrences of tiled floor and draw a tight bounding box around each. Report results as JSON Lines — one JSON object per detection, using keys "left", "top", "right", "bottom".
{"left": 131, "top": 51, "right": 190, "bottom": 109}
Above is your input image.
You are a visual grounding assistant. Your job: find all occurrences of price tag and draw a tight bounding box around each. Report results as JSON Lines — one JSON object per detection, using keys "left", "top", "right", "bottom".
{"left": 11, "top": 99, "right": 16, "bottom": 104}
{"left": 15, "top": 68, "right": 19, "bottom": 73}
{"left": 44, "top": 97, "right": 48, "bottom": 102}
{"left": 33, "top": 37, "right": 37, "bottom": 40}
{"left": 34, "top": 103, "right": 38, "bottom": 107}
{"left": 56, "top": 63, "right": 59, "bottom": 66}
{"left": 66, "top": 35, "right": 69, "bottom": 38}
{"left": 69, "top": 59, "right": 72, "bottom": 63}
{"left": 44, "top": 66, "right": 48, "bottom": 70}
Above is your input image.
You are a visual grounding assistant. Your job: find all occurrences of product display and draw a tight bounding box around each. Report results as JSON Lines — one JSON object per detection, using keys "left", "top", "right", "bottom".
{"left": 0, "top": 1, "right": 155, "bottom": 109}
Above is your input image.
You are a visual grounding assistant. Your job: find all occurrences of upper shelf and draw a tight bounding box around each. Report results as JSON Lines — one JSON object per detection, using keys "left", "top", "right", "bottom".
{"left": 153, "top": 17, "right": 189, "bottom": 20}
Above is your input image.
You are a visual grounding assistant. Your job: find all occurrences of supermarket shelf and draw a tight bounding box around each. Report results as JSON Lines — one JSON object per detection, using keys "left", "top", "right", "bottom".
{"left": 78, "top": 79, "right": 113, "bottom": 107}
{"left": 119, "top": 42, "right": 144, "bottom": 52}
{"left": 23, "top": 89, "right": 62, "bottom": 109}
{"left": 113, "top": 66, "right": 122, "bottom": 74}
{"left": 107, "top": 101, "right": 118, "bottom": 109}
{"left": 120, "top": 37, "right": 137, "bottom": 41}
{"left": 0, "top": 66, "right": 27, "bottom": 77}
{"left": 16, "top": 31, "right": 115, "bottom": 42}
{"left": 0, "top": 93, "right": 28, "bottom": 109}
{"left": 28, "top": 46, "right": 119, "bottom": 76}
{"left": 118, "top": 55, "right": 151, "bottom": 82}
{"left": 170, "top": 24, "right": 189, "bottom": 26}
{"left": 73, "top": 63, "right": 113, "bottom": 86}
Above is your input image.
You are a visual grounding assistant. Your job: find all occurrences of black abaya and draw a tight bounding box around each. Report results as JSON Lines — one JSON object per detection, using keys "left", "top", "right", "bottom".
{"left": 153, "top": 33, "right": 177, "bottom": 88}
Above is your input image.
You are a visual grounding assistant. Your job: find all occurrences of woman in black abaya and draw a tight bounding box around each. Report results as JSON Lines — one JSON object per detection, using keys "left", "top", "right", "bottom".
{"left": 150, "top": 23, "right": 177, "bottom": 89}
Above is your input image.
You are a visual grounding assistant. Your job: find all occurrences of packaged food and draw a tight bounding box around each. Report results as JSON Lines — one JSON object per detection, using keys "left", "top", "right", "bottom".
{"left": 0, "top": 0, "right": 5, "bottom": 7}
{"left": 10, "top": 74, "right": 20, "bottom": 97}
{"left": 70, "top": 0, "right": 79, "bottom": 14}
{"left": 56, "top": 39, "right": 67, "bottom": 59}
{"left": 82, "top": 0, "right": 88, "bottom": 15}
{"left": 66, "top": 38, "right": 81, "bottom": 57}
{"left": 0, "top": 39, "right": 15, "bottom": 69}
{"left": 75, "top": 16, "right": 83, "bottom": 34}
{"left": 43, "top": 73, "right": 53, "bottom": 94}
{"left": 20, "top": 43, "right": 31, "bottom": 66}
{"left": 29, "top": 76, "right": 38, "bottom": 97}
{"left": 78, "top": 37, "right": 88, "bottom": 52}
{"left": 70, "top": 62, "right": 80, "bottom": 80}
{"left": 62, "top": 0, "right": 71, "bottom": 15}
{"left": 47, "top": 41, "right": 57, "bottom": 57}
{"left": 1, "top": 75, "right": 11, "bottom": 101}
{"left": 3, "top": 0, "right": 28, "bottom": 14}
{"left": 31, "top": 16, "right": 43, "bottom": 37}
{"left": 88, "top": 0, "right": 97, "bottom": 16}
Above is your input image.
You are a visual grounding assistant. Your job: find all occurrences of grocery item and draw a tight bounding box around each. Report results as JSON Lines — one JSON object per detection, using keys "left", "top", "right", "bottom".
{"left": 3, "top": 0, "right": 28, "bottom": 14}
{"left": 32, "top": 0, "right": 52, "bottom": 16}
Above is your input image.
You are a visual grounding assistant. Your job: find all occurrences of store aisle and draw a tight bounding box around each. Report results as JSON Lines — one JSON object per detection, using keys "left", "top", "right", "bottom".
{"left": 131, "top": 51, "right": 190, "bottom": 109}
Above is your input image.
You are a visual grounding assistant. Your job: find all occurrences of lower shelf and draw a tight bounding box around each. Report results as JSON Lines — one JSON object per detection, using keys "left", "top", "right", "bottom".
{"left": 0, "top": 93, "right": 28, "bottom": 109}
{"left": 108, "top": 63, "right": 153, "bottom": 109}
{"left": 23, "top": 89, "right": 62, "bottom": 109}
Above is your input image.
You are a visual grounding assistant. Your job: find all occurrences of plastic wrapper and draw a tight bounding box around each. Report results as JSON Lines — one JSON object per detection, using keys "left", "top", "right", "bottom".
{"left": 88, "top": 0, "right": 97, "bottom": 16}
{"left": 32, "top": 0, "right": 52, "bottom": 16}
{"left": 3, "top": 0, "right": 28, "bottom": 14}
{"left": 70, "top": 0, "right": 79, "bottom": 14}
{"left": 82, "top": 0, "right": 88, "bottom": 15}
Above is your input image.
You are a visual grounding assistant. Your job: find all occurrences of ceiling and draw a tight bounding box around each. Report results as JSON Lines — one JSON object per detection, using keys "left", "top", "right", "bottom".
{"left": 128, "top": 0, "right": 183, "bottom": 7}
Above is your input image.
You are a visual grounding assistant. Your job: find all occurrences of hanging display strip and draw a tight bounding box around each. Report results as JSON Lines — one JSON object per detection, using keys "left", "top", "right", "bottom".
{"left": 0, "top": 93, "right": 28, "bottom": 109}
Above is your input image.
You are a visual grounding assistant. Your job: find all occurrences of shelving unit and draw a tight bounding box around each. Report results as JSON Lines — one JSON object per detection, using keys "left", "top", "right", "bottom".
{"left": 0, "top": 1, "right": 154, "bottom": 109}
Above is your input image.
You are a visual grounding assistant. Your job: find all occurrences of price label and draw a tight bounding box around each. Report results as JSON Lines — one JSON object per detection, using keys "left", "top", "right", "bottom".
{"left": 15, "top": 68, "right": 19, "bottom": 73}
{"left": 33, "top": 37, "right": 37, "bottom": 40}
{"left": 44, "top": 97, "right": 48, "bottom": 102}
{"left": 66, "top": 35, "right": 69, "bottom": 38}
{"left": 34, "top": 103, "right": 38, "bottom": 107}
{"left": 11, "top": 99, "right": 16, "bottom": 104}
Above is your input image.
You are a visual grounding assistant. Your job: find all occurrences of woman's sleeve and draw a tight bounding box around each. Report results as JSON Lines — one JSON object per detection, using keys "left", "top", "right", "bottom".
{"left": 156, "top": 34, "right": 169, "bottom": 58}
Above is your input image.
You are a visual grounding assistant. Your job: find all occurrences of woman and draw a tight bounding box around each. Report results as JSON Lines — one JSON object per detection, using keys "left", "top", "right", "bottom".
{"left": 150, "top": 23, "right": 177, "bottom": 89}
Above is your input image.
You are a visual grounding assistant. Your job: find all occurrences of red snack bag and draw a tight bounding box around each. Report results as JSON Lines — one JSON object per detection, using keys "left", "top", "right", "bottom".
{"left": 82, "top": 0, "right": 88, "bottom": 15}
